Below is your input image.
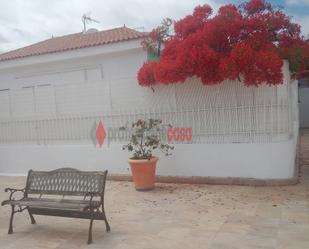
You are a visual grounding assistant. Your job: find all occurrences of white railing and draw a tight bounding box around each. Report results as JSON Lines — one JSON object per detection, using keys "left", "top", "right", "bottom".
{"left": 0, "top": 101, "right": 292, "bottom": 145}
{"left": 0, "top": 65, "right": 297, "bottom": 145}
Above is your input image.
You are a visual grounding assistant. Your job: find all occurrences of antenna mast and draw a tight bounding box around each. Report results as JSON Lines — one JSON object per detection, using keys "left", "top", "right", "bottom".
{"left": 82, "top": 13, "right": 100, "bottom": 33}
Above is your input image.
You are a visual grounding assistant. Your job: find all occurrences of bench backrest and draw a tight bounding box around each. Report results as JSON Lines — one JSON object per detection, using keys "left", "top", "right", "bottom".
{"left": 25, "top": 168, "right": 107, "bottom": 196}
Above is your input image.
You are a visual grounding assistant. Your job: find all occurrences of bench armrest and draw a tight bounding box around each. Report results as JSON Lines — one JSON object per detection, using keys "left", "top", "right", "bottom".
{"left": 2, "top": 188, "right": 26, "bottom": 204}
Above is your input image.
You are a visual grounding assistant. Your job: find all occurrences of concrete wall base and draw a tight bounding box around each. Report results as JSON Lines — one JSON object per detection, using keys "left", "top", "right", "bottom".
{"left": 108, "top": 174, "right": 299, "bottom": 186}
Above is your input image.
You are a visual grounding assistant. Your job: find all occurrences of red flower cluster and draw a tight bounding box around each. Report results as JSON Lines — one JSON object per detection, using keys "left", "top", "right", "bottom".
{"left": 137, "top": 0, "right": 309, "bottom": 87}
{"left": 137, "top": 61, "right": 157, "bottom": 86}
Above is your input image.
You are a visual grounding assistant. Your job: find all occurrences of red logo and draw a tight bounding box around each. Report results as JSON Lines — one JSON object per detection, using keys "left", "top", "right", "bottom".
{"left": 168, "top": 127, "right": 192, "bottom": 142}
{"left": 96, "top": 121, "right": 106, "bottom": 147}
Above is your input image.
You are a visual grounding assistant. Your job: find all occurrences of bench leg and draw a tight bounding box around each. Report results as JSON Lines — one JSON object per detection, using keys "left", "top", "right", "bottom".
{"left": 8, "top": 205, "right": 15, "bottom": 234}
{"left": 27, "top": 208, "right": 36, "bottom": 224}
{"left": 87, "top": 219, "right": 94, "bottom": 244}
{"left": 103, "top": 213, "right": 110, "bottom": 232}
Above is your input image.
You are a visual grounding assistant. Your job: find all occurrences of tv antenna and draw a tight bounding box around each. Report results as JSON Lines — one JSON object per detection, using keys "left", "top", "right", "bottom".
{"left": 82, "top": 13, "right": 100, "bottom": 33}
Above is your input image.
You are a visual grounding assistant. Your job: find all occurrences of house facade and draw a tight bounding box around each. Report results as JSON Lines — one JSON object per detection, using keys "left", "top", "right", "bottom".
{"left": 0, "top": 27, "right": 299, "bottom": 184}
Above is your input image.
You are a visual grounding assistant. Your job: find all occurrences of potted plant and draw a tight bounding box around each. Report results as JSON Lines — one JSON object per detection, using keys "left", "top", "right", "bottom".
{"left": 122, "top": 119, "right": 174, "bottom": 191}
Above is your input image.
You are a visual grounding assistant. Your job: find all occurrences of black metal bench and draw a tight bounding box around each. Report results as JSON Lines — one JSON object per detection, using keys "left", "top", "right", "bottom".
{"left": 1, "top": 168, "right": 110, "bottom": 244}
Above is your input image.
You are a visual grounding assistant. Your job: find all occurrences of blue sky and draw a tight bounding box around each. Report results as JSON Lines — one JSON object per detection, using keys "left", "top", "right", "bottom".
{"left": 262, "top": 0, "right": 309, "bottom": 15}
{"left": 230, "top": 0, "right": 309, "bottom": 15}
{"left": 0, "top": 0, "right": 308, "bottom": 53}
{"left": 230, "top": 0, "right": 309, "bottom": 35}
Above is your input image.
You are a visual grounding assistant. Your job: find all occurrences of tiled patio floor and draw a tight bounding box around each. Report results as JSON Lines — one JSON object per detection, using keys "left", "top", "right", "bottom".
{"left": 0, "top": 132, "right": 309, "bottom": 249}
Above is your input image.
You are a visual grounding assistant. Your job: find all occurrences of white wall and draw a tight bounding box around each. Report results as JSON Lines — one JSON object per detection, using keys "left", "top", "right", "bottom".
{"left": 0, "top": 46, "right": 147, "bottom": 117}
{"left": 0, "top": 44, "right": 298, "bottom": 180}
{"left": 0, "top": 140, "right": 296, "bottom": 179}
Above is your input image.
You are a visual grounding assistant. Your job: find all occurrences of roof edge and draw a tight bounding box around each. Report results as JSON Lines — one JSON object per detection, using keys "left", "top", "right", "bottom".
{"left": 0, "top": 38, "right": 145, "bottom": 70}
{"left": 0, "top": 26, "right": 148, "bottom": 62}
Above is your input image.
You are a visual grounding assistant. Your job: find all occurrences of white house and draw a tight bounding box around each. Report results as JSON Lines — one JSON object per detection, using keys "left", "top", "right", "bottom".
{"left": 0, "top": 26, "right": 299, "bottom": 185}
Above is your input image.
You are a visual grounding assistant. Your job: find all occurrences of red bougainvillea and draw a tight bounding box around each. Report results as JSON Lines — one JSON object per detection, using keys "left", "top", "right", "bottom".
{"left": 137, "top": 61, "right": 158, "bottom": 86}
{"left": 137, "top": 0, "right": 309, "bottom": 87}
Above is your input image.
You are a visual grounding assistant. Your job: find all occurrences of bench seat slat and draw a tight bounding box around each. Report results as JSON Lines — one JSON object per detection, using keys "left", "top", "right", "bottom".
{"left": 29, "top": 208, "right": 106, "bottom": 220}
{"left": 2, "top": 198, "right": 100, "bottom": 211}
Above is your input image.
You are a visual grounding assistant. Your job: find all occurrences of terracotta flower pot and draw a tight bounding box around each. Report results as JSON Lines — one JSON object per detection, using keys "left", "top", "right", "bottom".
{"left": 128, "top": 156, "right": 159, "bottom": 191}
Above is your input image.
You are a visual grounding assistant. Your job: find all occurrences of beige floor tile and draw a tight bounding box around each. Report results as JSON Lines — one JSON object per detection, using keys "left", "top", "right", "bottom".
{"left": 1, "top": 130, "right": 309, "bottom": 248}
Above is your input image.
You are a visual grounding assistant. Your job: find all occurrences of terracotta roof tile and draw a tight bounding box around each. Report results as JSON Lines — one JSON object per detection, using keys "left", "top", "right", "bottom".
{"left": 0, "top": 27, "right": 146, "bottom": 61}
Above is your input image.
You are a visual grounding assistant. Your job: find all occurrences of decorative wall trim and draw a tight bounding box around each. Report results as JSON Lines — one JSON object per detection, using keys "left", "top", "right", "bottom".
{"left": 107, "top": 174, "right": 299, "bottom": 186}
